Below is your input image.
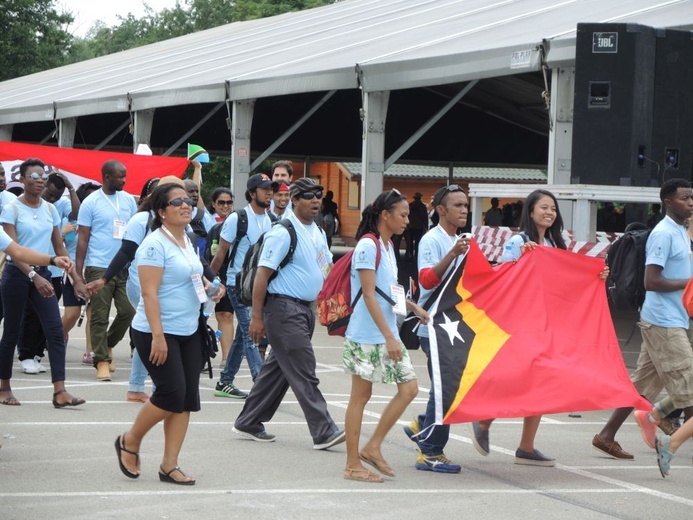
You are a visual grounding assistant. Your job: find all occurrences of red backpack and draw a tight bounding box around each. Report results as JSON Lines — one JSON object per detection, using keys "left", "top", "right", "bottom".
{"left": 317, "top": 233, "right": 394, "bottom": 336}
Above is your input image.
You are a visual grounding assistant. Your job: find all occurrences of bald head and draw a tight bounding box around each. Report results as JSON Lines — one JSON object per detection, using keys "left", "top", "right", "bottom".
{"left": 101, "top": 160, "right": 126, "bottom": 193}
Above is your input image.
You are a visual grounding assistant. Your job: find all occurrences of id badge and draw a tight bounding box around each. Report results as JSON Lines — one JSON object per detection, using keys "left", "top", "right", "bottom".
{"left": 316, "top": 250, "right": 329, "bottom": 278}
{"left": 113, "top": 219, "right": 126, "bottom": 239}
{"left": 390, "top": 284, "right": 407, "bottom": 316}
{"left": 191, "top": 274, "right": 206, "bottom": 304}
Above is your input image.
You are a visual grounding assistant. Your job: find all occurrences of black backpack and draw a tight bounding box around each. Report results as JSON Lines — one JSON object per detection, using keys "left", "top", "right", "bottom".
{"left": 189, "top": 210, "right": 207, "bottom": 238}
{"left": 605, "top": 228, "right": 651, "bottom": 311}
{"left": 235, "top": 219, "right": 297, "bottom": 306}
{"left": 203, "top": 210, "right": 247, "bottom": 284}
{"left": 204, "top": 209, "right": 280, "bottom": 284}
{"left": 198, "top": 313, "right": 219, "bottom": 379}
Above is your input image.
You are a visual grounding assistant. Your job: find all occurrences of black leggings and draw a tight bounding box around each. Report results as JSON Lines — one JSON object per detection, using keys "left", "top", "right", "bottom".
{"left": 131, "top": 328, "right": 202, "bottom": 413}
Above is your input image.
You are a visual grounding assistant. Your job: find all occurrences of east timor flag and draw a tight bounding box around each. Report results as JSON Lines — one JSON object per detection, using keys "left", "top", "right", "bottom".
{"left": 427, "top": 241, "right": 649, "bottom": 425}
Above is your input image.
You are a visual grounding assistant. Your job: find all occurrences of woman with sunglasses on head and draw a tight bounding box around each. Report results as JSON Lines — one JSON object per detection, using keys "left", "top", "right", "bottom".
{"left": 470, "top": 189, "right": 608, "bottom": 467}
{"left": 0, "top": 158, "right": 87, "bottom": 407}
{"left": 343, "top": 189, "right": 429, "bottom": 483}
{"left": 115, "top": 183, "right": 224, "bottom": 485}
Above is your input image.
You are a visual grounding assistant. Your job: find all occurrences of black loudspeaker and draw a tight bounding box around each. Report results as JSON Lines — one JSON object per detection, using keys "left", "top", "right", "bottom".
{"left": 651, "top": 29, "right": 693, "bottom": 183}
{"left": 572, "top": 23, "right": 657, "bottom": 186}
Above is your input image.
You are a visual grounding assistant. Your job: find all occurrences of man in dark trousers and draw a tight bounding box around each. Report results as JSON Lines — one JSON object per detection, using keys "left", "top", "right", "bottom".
{"left": 406, "top": 192, "right": 429, "bottom": 261}
{"left": 233, "top": 178, "right": 345, "bottom": 450}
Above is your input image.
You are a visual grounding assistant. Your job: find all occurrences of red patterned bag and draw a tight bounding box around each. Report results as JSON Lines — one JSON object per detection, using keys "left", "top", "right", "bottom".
{"left": 317, "top": 233, "right": 392, "bottom": 336}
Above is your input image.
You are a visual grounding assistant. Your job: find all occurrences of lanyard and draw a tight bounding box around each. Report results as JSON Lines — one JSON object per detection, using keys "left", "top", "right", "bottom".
{"left": 290, "top": 213, "right": 322, "bottom": 253}
{"left": 248, "top": 208, "right": 270, "bottom": 235}
{"left": 159, "top": 226, "right": 197, "bottom": 273}
{"left": 99, "top": 189, "right": 120, "bottom": 217}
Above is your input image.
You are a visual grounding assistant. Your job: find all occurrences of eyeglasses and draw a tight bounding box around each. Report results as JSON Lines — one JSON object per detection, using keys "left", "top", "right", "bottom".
{"left": 216, "top": 200, "right": 233, "bottom": 206}
{"left": 29, "top": 172, "right": 50, "bottom": 181}
{"left": 299, "top": 190, "right": 323, "bottom": 200}
{"left": 444, "top": 184, "right": 463, "bottom": 193}
{"left": 166, "top": 197, "right": 193, "bottom": 208}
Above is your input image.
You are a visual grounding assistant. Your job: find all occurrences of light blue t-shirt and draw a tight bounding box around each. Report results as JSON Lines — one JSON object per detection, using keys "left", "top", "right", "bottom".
{"left": 260, "top": 212, "right": 332, "bottom": 302}
{"left": 0, "top": 227, "right": 13, "bottom": 252}
{"left": 131, "top": 230, "right": 204, "bottom": 337}
{"left": 417, "top": 225, "right": 459, "bottom": 338}
{"left": 77, "top": 189, "right": 137, "bottom": 268}
{"left": 0, "top": 190, "right": 17, "bottom": 214}
{"left": 220, "top": 207, "right": 272, "bottom": 286}
{"left": 500, "top": 232, "right": 556, "bottom": 263}
{"left": 0, "top": 199, "right": 60, "bottom": 254}
{"left": 640, "top": 216, "right": 691, "bottom": 329}
{"left": 345, "top": 236, "right": 399, "bottom": 344}
{"left": 123, "top": 211, "right": 153, "bottom": 292}
{"left": 48, "top": 197, "right": 73, "bottom": 278}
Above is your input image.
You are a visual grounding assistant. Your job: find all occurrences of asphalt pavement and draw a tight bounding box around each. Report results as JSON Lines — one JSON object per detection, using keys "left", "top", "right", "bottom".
{"left": 1, "top": 303, "right": 692, "bottom": 519}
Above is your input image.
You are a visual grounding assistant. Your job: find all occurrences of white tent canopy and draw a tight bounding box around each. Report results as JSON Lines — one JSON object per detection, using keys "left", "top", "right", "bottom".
{"left": 0, "top": 0, "right": 691, "bottom": 124}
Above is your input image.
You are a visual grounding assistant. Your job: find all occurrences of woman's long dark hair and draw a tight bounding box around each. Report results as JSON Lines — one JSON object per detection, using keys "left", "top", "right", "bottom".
{"left": 149, "top": 183, "right": 185, "bottom": 231}
{"left": 355, "top": 189, "right": 407, "bottom": 240}
{"left": 519, "top": 189, "right": 566, "bottom": 249}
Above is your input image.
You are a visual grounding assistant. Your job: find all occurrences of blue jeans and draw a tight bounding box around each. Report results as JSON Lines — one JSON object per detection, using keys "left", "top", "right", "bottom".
{"left": 126, "top": 279, "right": 150, "bottom": 393}
{"left": 418, "top": 337, "right": 450, "bottom": 455}
{"left": 219, "top": 286, "right": 262, "bottom": 385}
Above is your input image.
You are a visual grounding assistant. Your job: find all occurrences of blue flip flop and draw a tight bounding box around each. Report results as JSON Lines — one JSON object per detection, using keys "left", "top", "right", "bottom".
{"left": 655, "top": 434, "right": 673, "bottom": 478}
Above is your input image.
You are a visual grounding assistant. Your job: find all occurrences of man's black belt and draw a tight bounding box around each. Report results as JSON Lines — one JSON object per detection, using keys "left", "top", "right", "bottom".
{"left": 266, "top": 293, "right": 313, "bottom": 307}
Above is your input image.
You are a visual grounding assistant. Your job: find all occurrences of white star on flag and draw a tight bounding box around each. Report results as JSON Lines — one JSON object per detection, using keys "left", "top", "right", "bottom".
{"left": 438, "top": 312, "right": 465, "bottom": 345}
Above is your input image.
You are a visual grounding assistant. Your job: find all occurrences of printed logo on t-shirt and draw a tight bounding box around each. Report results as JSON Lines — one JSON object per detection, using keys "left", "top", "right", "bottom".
{"left": 423, "top": 248, "right": 433, "bottom": 263}
{"left": 145, "top": 246, "right": 156, "bottom": 259}
{"left": 263, "top": 248, "right": 274, "bottom": 260}
{"left": 653, "top": 246, "right": 663, "bottom": 259}
{"left": 358, "top": 250, "right": 366, "bottom": 261}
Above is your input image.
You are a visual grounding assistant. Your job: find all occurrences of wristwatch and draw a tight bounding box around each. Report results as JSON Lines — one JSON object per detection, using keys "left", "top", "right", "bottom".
{"left": 28, "top": 270, "right": 37, "bottom": 282}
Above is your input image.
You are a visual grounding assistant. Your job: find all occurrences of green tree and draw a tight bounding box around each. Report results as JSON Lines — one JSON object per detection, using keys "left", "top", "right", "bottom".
{"left": 232, "top": 0, "right": 335, "bottom": 22}
{"left": 0, "top": 0, "right": 74, "bottom": 81}
{"left": 69, "top": 0, "right": 336, "bottom": 62}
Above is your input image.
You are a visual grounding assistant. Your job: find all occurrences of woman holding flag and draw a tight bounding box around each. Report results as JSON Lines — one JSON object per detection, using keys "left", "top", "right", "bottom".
{"left": 342, "top": 189, "right": 429, "bottom": 483}
{"left": 470, "top": 189, "right": 609, "bottom": 466}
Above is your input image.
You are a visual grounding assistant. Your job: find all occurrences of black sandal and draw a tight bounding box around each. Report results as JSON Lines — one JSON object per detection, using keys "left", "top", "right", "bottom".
{"left": 115, "top": 434, "right": 140, "bottom": 479}
{"left": 52, "top": 389, "right": 85, "bottom": 409}
{"left": 159, "top": 466, "right": 196, "bottom": 486}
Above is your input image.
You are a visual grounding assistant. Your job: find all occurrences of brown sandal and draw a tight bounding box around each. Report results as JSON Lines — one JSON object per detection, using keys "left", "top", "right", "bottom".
{"left": 359, "top": 453, "right": 395, "bottom": 477}
{"left": 343, "top": 467, "right": 384, "bottom": 483}
{"left": 0, "top": 390, "right": 20, "bottom": 406}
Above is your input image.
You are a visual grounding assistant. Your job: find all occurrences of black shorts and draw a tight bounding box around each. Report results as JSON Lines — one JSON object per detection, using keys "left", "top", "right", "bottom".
{"left": 61, "top": 275, "right": 84, "bottom": 307}
{"left": 131, "top": 328, "right": 202, "bottom": 413}
{"left": 214, "top": 292, "right": 234, "bottom": 314}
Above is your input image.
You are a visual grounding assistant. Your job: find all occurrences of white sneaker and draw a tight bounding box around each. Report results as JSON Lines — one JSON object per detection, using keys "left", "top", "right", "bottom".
{"left": 33, "top": 356, "right": 47, "bottom": 373}
{"left": 20, "top": 358, "right": 39, "bottom": 374}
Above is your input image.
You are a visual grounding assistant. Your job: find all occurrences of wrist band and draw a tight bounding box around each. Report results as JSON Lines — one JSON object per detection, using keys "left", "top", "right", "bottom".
{"left": 49, "top": 255, "right": 56, "bottom": 266}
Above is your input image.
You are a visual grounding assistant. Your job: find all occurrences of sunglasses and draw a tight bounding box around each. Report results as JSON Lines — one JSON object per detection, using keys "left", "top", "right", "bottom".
{"left": 299, "top": 190, "right": 323, "bottom": 200}
{"left": 167, "top": 197, "right": 193, "bottom": 208}
{"left": 29, "top": 172, "right": 50, "bottom": 181}
{"left": 433, "top": 184, "right": 464, "bottom": 206}
{"left": 216, "top": 199, "right": 233, "bottom": 206}
{"left": 382, "top": 188, "right": 404, "bottom": 206}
